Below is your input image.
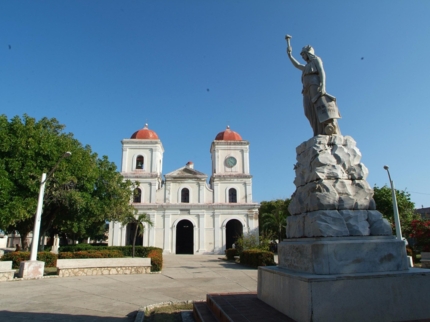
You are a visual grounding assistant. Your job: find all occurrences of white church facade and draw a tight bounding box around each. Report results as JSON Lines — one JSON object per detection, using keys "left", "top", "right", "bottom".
{"left": 108, "top": 124, "right": 259, "bottom": 254}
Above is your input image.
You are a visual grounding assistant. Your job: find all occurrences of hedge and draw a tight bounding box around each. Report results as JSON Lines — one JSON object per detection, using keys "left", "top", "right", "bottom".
{"left": 147, "top": 249, "right": 163, "bottom": 272}
{"left": 58, "top": 245, "right": 163, "bottom": 271}
{"left": 58, "top": 249, "right": 124, "bottom": 259}
{"left": 0, "top": 247, "right": 163, "bottom": 272}
{"left": 59, "top": 244, "right": 94, "bottom": 252}
{"left": 0, "top": 251, "right": 57, "bottom": 269}
{"left": 239, "top": 249, "right": 276, "bottom": 268}
{"left": 225, "top": 248, "right": 237, "bottom": 260}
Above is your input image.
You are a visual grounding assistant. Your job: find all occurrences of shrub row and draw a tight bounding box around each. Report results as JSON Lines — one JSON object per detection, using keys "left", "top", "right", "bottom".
{"left": 58, "top": 249, "right": 124, "bottom": 259}
{"left": 147, "top": 249, "right": 163, "bottom": 272}
{"left": 1, "top": 251, "right": 57, "bottom": 269}
{"left": 225, "top": 248, "right": 238, "bottom": 260}
{"left": 58, "top": 245, "right": 163, "bottom": 272}
{"left": 1, "top": 246, "right": 163, "bottom": 272}
{"left": 239, "top": 249, "right": 276, "bottom": 268}
{"left": 59, "top": 244, "right": 94, "bottom": 252}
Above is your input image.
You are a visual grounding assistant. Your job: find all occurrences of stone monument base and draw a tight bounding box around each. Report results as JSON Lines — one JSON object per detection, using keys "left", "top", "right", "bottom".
{"left": 258, "top": 266, "right": 430, "bottom": 322}
{"left": 278, "top": 236, "right": 408, "bottom": 275}
{"left": 18, "top": 260, "right": 45, "bottom": 279}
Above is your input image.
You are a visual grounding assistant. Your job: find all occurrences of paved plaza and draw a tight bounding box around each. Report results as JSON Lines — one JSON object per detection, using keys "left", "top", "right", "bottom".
{"left": 0, "top": 255, "right": 259, "bottom": 321}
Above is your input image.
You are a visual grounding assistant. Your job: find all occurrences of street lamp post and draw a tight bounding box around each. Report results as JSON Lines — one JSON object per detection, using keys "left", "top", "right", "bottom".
{"left": 19, "top": 152, "right": 71, "bottom": 278}
{"left": 383, "top": 165, "right": 402, "bottom": 240}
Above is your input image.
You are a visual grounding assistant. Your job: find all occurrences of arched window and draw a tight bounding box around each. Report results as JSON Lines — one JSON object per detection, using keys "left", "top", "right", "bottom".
{"left": 229, "top": 188, "right": 237, "bottom": 203}
{"left": 181, "top": 188, "right": 190, "bottom": 203}
{"left": 133, "top": 188, "right": 142, "bottom": 203}
{"left": 136, "top": 156, "right": 144, "bottom": 170}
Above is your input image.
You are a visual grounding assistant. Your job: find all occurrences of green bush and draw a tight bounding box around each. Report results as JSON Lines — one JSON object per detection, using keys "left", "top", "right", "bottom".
{"left": 147, "top": 249, "right": 163, "bottom": 272}
{"left": 58, "top": 249, "right": 124, "bottom": 259}
{"left": 1, "top": 251, "right": 58, "bottom": 269}
{"left": 59, "top": 244, "right": 94, "bottom": 252}
{"left": 225, "top": 248, "right": 237, "bottom": 260}
{"left": 240, "top": 249, "right": 276, "bottom": 268}
{"left": 58, "top": 245, "right": 163, "bottom": 271}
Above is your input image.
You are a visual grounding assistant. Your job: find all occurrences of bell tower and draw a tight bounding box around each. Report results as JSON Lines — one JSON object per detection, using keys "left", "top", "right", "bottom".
{"left": 121, "top": 124, "right": 164, "bottom": 203}
{"left": 210, "top": 126, "right": 252, "bottom": 203}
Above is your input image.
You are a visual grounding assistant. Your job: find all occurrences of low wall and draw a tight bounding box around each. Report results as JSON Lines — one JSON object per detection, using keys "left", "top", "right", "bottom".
{"left": 0, "top": 236, "right": 8, "bottom": 248}
{"left": 422, "top": 252, "right": 430, "bottom": 269}
{"left": 57, "top": 258, "right": 151, "bottom": 277}
{"left": 0, "top": 261, "right": 15, "bottom": 281}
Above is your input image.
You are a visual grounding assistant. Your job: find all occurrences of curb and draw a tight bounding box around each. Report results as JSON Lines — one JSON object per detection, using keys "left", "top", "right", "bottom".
{"left": 134, "top": 300, "right": 196, "bottom": 322}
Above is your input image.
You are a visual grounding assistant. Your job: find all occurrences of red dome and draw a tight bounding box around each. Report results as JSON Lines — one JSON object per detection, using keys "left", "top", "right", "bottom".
{"left": 215, "top": 126, "right": 243, "bottom": 141}
{"left": 131, "top": 124, "right": 159, "bottom": 139}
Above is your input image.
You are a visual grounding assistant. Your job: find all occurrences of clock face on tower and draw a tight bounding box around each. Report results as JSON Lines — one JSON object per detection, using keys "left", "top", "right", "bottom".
{"left": 225, "top": 156, "right": 237, "bottom": 168}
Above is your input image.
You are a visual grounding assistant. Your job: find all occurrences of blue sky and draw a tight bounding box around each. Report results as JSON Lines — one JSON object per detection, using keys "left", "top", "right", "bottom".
{"left": 1, "top": 1, "right": 430, "bottom": 208}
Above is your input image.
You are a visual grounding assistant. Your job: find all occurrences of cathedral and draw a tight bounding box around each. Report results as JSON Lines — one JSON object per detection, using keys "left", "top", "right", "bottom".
{"left": 108, "top": 124, "right": 259, "bottom": 254}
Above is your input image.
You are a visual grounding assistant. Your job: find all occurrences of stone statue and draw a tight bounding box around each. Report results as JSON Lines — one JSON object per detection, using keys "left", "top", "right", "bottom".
{"left": 285, "top": 35, "right": 341, "bottom": 136}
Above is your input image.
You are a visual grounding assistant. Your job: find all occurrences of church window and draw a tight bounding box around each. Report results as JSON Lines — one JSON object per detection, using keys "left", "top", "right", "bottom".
{"left": 181, "top": 188, "right": 190, "bottom": 203}
{"left": 133, "top": 188, "right": 142, "bottom": 203}
{"left": 229, "top": 188, "right": 237, "bottom": 203}
{"left": 136, "top": 156, "right": 144, "bottom": 170}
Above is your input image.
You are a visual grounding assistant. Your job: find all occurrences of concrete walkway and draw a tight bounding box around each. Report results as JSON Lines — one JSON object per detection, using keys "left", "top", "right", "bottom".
{"left": 0, "top": 255, "right": 258, "bottom": 321}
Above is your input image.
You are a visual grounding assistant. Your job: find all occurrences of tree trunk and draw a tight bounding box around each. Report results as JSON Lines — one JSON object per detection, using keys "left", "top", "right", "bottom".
{"left": 132, "top": 222, "right": 138, "bottom": 258}
{"left": 20, "top": 232, "right": 29, "bottom": 251}
{"left": 278, "top": 224, "right": 282, "bottom": 245}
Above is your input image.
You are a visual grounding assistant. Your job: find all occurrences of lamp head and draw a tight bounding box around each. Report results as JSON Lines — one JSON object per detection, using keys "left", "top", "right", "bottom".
{"left": 63, "top": 152, "right": 72, "bottom": 158}
{"left": 383, "top": 165, "right": 389, "bottom": 170}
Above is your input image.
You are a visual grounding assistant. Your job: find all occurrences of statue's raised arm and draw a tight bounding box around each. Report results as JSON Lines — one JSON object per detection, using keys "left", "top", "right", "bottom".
{"left": 285, "top": 35, "right": 341, "bottom": 137}
{"left": 285, "top": 35, "right": 305, "bottom": 71}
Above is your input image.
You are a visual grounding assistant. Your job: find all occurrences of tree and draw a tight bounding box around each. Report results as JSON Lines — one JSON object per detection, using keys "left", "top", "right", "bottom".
{"left": 0, "top": 114, "right": 135, "bottom": 248}
{"left": 121, "top": 212, "right": 153, "bottom": 257}
{"left": 373, "top": 185, "right": 420, "bottom": 238}
{"left": 259, "top": 198, "right": 291, "bottom": 242}
{"left": 409, "top": 220, "right": 430, "bottom": 252}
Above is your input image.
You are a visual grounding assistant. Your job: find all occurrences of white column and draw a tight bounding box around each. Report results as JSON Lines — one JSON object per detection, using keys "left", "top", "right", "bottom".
{"left": 112, "top": 222, "right": 122, "bottom": 246}
{"left": 143, "top": 222, "right": 149, "bottom": 247}
{"left": 244, "top": 148, "right": 250, "bottom": 174}
{"left": 121, "top": 147, "right": 128, "bottom": 172}
{"left": 150, "top": 182, "right": 157, "bottom": 203}
{"left": 166, "top": 182, "right": 171, "bottom": 203}
{"left": 121, "top": 224, "right": 127, "bottom": 246}
{"left": 194, "top": 223, "right": 198, "bottom": 254}
{"left": 214, "top": 213, "right": 221, "bottom": 253}
{"left": 149, "top": 214, "right": 156, "bottom": 246}
{"left": 199, "top": 183, "right": 204, "bottom": 203}
{"left": 198, "top": 213, "right": 205, "bottom": 253}
{"left": 214, "top": 182, "right": 220, "bottom": 203}
{"left": 221, "top": 224, "right": 226, "bottom": 253}
{"left": 150, "top": 148, "right": 155, "bottom": 172}
{"left": 215, "top": 149, "right": 220, "bottom": 174}
{"left": 163, "top": 213, "right": 171, "bottom": 253}
{"left": 247, "top": 212, "right": 254, "bottom": 233}
{"left": 108, "top": 222, "right": 114, "bottom": 246}
{"left": 246, "top": 182, "right": 252, "bottom": 203}
{"left": 172, "top": 223, "right": 177, "bottom": 254}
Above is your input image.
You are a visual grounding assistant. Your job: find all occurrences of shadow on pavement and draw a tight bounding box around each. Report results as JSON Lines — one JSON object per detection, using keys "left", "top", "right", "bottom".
{"left": 0, "top": 310, "right": 136, "bottom": 322}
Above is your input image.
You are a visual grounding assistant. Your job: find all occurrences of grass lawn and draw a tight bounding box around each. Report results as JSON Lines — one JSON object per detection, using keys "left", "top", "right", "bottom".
{"left": 144, "top": 303, "right": 193, "bottom": 322}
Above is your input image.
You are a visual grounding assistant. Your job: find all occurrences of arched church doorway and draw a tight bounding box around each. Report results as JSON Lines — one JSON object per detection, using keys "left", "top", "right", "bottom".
{"left": 176, "top": 219, "right": 194, "bottom": 254}
{"left": 126, "top": 223, "right": 143, "bottom": 246}
{"left": 226, "top": 219, "right": 243, "bottom": 250}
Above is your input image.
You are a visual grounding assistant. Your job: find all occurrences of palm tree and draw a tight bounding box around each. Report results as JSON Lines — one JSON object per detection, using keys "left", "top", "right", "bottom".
{"left": 121, "top": 212, "right": 153, "bottom": 257}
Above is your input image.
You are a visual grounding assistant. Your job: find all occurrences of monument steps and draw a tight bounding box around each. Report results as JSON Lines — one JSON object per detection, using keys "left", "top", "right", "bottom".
{"left": 193, "top": 292, "right": 295, "bottom": 322}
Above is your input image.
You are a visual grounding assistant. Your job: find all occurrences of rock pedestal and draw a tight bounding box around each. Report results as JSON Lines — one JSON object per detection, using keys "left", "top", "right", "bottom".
{"left": 286, "top": 135, "right": 392, "bottom": 238}
{"left": 258, "top": 135, "right": 430, "bottom": 322}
